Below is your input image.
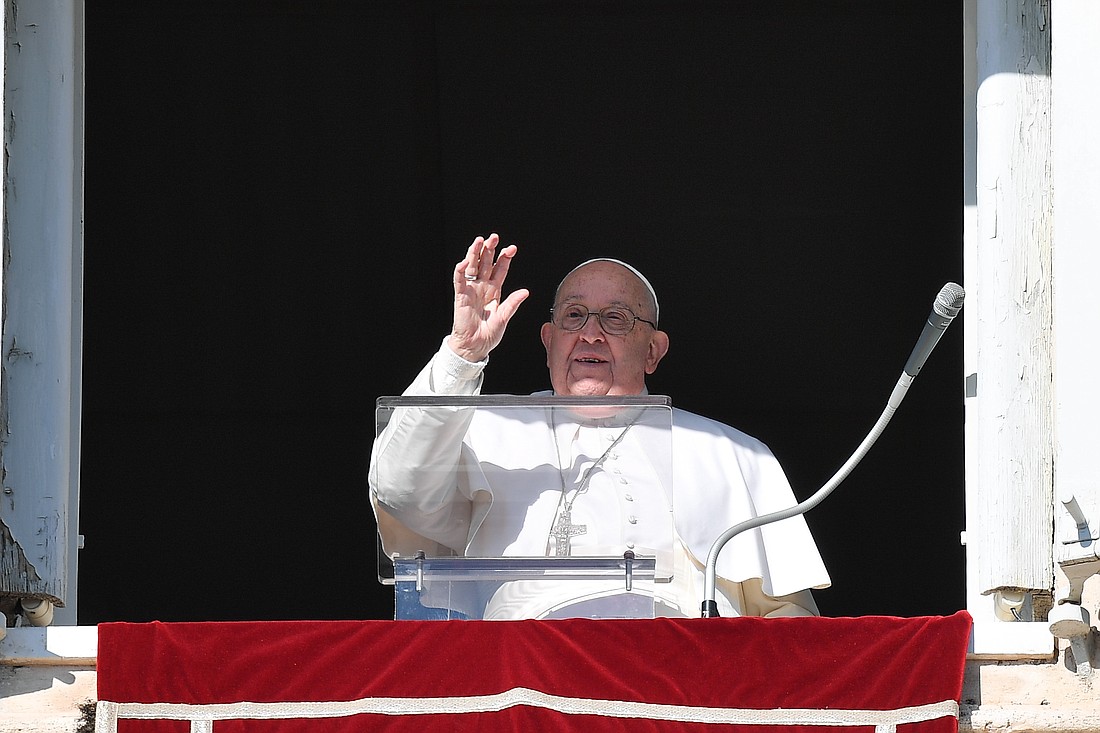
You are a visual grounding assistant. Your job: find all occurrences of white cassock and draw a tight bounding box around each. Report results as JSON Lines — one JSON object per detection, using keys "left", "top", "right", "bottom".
{"left": 369, "top": 339, "right": 831, "bottom": 619}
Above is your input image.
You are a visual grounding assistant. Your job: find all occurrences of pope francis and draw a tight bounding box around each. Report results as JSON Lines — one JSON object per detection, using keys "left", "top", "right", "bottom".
{"left": 369, "top": 234, "right": 830, "bottom": 619}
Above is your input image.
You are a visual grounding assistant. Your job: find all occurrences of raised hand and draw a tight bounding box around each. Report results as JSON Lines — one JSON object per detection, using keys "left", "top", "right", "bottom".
{"left": 448, "top": 233, "right": 530, "bottom": 363}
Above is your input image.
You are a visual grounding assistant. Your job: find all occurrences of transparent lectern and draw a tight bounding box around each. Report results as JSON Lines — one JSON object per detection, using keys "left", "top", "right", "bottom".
{"left": 373, "top": 395, "right": 674, "bottom": 620}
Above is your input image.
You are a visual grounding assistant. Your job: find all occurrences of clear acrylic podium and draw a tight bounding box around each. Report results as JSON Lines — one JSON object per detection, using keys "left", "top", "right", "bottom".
{"left": 373, "top": 395, "right": 674, "bottom": 620}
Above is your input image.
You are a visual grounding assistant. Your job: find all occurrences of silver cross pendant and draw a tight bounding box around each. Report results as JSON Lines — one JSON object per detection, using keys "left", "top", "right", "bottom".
{"left": 550, "top": 507, "right": 587, "bottom": 557}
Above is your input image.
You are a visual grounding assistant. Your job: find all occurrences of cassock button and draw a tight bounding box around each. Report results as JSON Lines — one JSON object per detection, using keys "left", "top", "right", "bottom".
{"left": 624, "top": 493, "right": 634, "bottom": 502}
{"left": 627, "top": 515, "right": 638, "bottom": 524}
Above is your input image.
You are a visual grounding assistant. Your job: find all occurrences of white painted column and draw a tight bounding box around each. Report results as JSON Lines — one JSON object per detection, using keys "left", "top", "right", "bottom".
{"left": 1, "top": 0, "right": 84, "bottom": 625}
{"left": 971, "top": 0, "right": 1053, "bottom": 602}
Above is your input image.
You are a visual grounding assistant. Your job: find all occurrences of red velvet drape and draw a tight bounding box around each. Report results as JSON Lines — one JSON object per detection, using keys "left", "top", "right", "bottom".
{"left": 97, "top": 612, "right": 971, "bottom": 733}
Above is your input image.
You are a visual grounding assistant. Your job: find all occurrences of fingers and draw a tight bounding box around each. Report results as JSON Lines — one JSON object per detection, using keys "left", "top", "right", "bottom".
{"left": 487, "top": 244, "right": 519, "bottom": 287}
{"left": 457, "top": 233, "right": 517, "bottom": 284}
{"left": 459, "top": 233, "right": 499, "bottom": 282}
{"left": 448, "top": 234, "right": 526, "bottom": 362}
{"left": 455, "top": 238, "right": 482, "bottom": 285}
{"left": 461, "top": 238, "right": 483, "bottom": 281}
{"left": 496, "top": 287, "right": 531, "bottom": 324}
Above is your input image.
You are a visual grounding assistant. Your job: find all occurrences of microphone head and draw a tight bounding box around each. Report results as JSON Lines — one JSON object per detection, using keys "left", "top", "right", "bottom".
{"left": 933, "top": 282, "right": 965, "bottom": 320}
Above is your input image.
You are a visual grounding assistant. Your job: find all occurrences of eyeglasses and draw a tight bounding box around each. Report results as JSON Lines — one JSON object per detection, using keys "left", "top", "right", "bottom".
{"left": 550, "top": 304, "right": 657, "bottom": 336}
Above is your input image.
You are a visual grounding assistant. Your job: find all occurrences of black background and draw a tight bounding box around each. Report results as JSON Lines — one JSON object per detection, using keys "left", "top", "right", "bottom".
{"left": 79, "top": 1, "right": 963, "bottom": 622}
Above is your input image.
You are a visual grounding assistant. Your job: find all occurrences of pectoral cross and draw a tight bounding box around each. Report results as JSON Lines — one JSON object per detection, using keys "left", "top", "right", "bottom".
{"left": 550, "top": 507, "right": 587, "bottom": 557}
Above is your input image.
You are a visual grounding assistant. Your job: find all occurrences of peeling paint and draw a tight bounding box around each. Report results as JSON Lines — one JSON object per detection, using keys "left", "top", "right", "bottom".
{"left": 974, "top": 0, "right": 1055, "bottom": 598}
{"left": 4, "top": 338, "right": 30, "bottom": 361}
{"left": 0, "top": 0, "right": 83, "bottom": 619}
{"left": 0, "top": 516, "right": 60, "bottom": 607}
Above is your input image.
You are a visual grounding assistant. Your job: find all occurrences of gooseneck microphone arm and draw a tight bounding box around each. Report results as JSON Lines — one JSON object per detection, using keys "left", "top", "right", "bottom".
{"left": 700, "top": 283, "right": 965, "bottom": 618}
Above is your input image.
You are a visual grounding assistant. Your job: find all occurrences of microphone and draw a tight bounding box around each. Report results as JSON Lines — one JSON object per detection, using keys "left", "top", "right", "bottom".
{"left": 903, "top": 283, "right": 966, "bottom": 378}
{"left": 700, "top": 282, "right": 965, "bottom": 617}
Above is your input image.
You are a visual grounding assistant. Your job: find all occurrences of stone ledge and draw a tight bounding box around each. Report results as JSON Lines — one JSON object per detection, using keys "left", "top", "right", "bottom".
{"left": 961, "top": 704, "right": 1100, "bottom": 733}
{"left": 0, "top": 626, "right": 97, "bottom": 666}
{"left": 967, "top": 621, "right": 1057, "bottom": 660}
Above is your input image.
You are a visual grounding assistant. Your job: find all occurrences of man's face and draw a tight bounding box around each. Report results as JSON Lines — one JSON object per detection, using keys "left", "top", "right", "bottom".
{"left": 540, "top": 261, "right": 669, "bottom": 396}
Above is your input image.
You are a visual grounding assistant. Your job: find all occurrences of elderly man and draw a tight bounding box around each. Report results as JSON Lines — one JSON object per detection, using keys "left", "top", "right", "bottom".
{"left": 370, "top": 233, "right": 830, "bottom": 618}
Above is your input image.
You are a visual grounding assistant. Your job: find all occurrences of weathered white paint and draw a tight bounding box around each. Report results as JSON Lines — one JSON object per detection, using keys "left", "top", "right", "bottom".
{"left": 971, "top": 0, "right": 1054, "bottom": 600}
{"left": 0, "top": 0, "right": 84, "bottom": 624}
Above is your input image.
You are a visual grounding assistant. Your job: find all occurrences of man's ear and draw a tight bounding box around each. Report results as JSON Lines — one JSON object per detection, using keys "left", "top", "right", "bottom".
{"left": 540, "top": 322, "right": 554, "bottom": 364}
{"left": 645, "top": 330, "right": 670, "bottom": 374}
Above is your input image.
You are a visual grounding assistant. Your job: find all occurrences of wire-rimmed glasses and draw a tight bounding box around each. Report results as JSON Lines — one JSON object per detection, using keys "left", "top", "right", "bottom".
{"left": 550, "top": 304, "right": 657, "bottom": 336}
